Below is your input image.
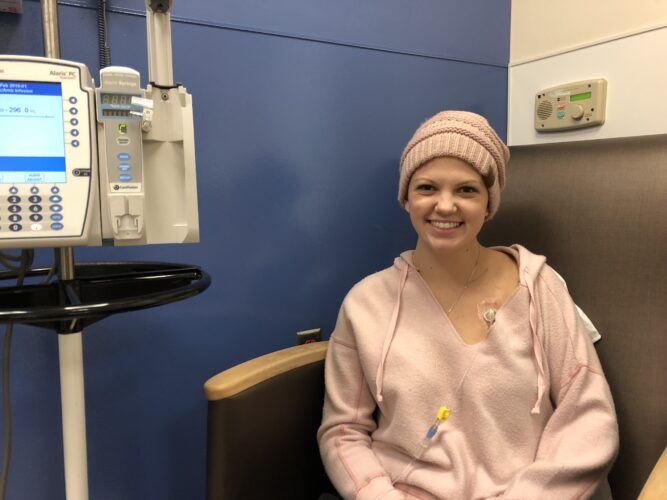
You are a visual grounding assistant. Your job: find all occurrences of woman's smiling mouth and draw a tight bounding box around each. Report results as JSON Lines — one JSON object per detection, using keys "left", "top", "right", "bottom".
{"left": 429, "top": 220, "right": 463, "bottom": 229}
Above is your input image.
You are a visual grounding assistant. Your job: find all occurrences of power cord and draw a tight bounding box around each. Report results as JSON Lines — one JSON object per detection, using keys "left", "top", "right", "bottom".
{"left": 0, "top": 249, "right": 35, "bottom": 500}
{"left": 0, "top": 323, "right": 13, "bottom": 500}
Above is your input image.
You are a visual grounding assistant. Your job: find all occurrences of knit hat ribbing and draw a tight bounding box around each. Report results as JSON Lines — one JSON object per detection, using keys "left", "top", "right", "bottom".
{"left": 398, "top": 110, "right": 510, "bottom": 219}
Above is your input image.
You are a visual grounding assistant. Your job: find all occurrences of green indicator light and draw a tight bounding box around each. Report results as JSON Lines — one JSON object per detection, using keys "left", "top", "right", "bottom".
{"left": 118, "top": 123, "right": 128, "bottom": 134}
{"left": 570, "top": 91, "right": 592, "bottom": 102}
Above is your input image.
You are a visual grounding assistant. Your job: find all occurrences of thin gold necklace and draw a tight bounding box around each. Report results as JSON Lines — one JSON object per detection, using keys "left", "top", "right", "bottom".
{"left": 446, "top": 246, "right": 481, "bottom": 314}
{"left": 414, "top": 246, "right": 481, "bottom": 314}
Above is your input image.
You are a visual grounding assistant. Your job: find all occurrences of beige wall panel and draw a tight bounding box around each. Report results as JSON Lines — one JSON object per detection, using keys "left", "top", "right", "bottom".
{"left": 510, "top": 0, "right": 667, "bottom": 64}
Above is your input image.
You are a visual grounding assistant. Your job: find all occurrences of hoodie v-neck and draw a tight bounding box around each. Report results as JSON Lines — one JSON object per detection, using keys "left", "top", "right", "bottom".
{"left": 374, "top": 245, "right": 547, "bottom": 414}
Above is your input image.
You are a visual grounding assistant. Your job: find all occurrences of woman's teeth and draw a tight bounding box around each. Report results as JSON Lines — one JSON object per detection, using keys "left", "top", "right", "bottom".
{"left": 430, "top": 221, "right": 462, "bottom": 229}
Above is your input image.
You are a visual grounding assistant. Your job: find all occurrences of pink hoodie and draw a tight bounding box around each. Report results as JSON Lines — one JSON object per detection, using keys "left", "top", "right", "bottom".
{"left": 318, "top": 245, "right": 618, "bottom": 500}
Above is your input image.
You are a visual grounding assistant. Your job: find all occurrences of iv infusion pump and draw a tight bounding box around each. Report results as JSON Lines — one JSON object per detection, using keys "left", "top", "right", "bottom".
{"left": 0, "top": 55, "right": 199, "bottom": 249}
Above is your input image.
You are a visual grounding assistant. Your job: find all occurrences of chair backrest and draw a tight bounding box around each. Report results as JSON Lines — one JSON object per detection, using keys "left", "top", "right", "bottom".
{"left": 479, "top": 134, "right": 667, "bottom": 499}
{"left": 204, "top": 341, "right": 334, "bottom": 500}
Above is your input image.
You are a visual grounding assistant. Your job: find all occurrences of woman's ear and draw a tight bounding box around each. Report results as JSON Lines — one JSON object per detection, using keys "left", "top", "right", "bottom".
{"left": 403, "top": 199, "right": 411, "bottom": 213}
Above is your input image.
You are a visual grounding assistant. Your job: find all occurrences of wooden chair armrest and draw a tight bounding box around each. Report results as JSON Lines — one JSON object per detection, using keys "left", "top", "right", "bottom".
{"left": 203, "top": 341, "right": 328, "bottom": 401}
{"left": 639, "top": 447, "right": 667, "bottom": 500}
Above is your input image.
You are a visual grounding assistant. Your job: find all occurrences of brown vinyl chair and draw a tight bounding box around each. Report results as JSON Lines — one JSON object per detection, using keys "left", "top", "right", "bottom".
{"left": 204, "top": 341, "right": 337, "bottom": 500}
{"left": 639, "top": 447, "right": 667, "bottom": 500}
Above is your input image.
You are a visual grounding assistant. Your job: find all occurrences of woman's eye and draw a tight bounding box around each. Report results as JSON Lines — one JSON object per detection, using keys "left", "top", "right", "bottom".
{"left": 459, "top": 186, "right": 479, "bottom": 194}
{"left": 415, "top": 184, "right": 435, "bottom": 191}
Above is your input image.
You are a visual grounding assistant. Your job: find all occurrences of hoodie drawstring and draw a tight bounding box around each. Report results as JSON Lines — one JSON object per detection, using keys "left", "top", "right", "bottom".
{"left": 375, "top": 262, "right": 410, "bottom": 403}
{"left": 525, "top": 266, "right": 546, "bottom": 414}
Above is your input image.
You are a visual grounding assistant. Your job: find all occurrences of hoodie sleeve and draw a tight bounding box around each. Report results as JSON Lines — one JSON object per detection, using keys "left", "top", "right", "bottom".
{"left": 501, "top": 267, "right": 619, "bottom": 499}
{"left": 317, "top": 302, "right": 406, "bottom": 500}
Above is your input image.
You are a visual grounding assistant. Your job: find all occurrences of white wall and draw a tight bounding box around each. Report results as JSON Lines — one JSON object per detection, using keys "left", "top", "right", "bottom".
{"left": 509, "top": 0, "right": 667, "bottom": 145}
{"left": 510, "top": 0, "right": 667, "bottom": 64}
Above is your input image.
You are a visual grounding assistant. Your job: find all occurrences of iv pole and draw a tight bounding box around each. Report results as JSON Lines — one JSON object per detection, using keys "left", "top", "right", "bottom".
{"left": 41, "top": 2, "right": 89, "bottom": 499}
{"left": 146, "top": 0, "right": 175, "bottom": 87}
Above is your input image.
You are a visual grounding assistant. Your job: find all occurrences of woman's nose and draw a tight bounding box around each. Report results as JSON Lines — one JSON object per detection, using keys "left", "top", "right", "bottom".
{"left": 435, "top": 193, "right": 457, "bottom": 213}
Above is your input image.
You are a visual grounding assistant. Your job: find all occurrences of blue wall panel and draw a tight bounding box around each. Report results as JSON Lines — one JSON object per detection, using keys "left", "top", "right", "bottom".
{"left": 1, "top": 1, "right": 509, "bottom": 498}
{"left": 102, "top": 0, "right": 510, "bottom": 66}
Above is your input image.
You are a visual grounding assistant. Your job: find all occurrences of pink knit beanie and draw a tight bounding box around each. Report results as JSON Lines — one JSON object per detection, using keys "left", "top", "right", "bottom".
{"left": 398, "top": 110, "right": 510, "bottom": 219}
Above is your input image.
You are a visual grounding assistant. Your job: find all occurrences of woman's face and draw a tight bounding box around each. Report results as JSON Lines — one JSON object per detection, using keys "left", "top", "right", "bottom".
{"left": 404, "top": 157, "right": 489, "bottom": 255}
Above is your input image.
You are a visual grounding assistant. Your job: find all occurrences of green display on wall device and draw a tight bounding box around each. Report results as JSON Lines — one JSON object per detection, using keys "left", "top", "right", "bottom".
{"left": 570, "top": 91, "right": 592, "bottom": 101}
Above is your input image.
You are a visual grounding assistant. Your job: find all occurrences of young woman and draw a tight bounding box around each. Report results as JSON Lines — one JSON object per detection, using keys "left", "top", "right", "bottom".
{"left": 317, "top": 111, "right": 618, "bottom": 499}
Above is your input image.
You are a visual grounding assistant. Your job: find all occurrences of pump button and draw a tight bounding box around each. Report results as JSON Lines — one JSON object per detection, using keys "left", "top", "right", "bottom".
{"left": 9, "top": 224, "right": 22, "bottom": 232}
{"left": 117, "top": 153, "right": 131, "bottom": 161}
{"left": 9, "top": 187, "right": 18, "bottom": 194}
{"left": 50, "top": 213, "right": 63, "bottom": 221}
{"left": 119, "top": 174, "right": 132, "bottom": 182}
{"left": 50, "top": 195, "right": 62, "bottom": 203}
{"left": 30, "top": 214, "right": 43, "bottom": 222}
{"left": 29, "top": 205, "right": 43, "bottom": 213}
{"left": 50, "top": 204, "right": 63, "bottom": 213}
{"left": 50, "top": 223, "right": 64, "bottom": 231}
{"left": 30, "top": 223, "right": 43, "bottom": 231}
{"left": 7, "top": 196, "right": 20, "bottom": 204}
{"left": 29, "top": 195, "right": 42, "bottom": 203}
{"left": 30, "top": 186, "right": 39, "bottom": 194}
{"left": 8, "top": 214, "right": 21, "bottom": 222}
{"left": 8, "top": 206, "right": 21, "bottom": 213}
{"left": 118, "top": 164, "right": 131, "bottom": 172}
{"left": 51, "top": 186, "right": 60, "bottom": 194}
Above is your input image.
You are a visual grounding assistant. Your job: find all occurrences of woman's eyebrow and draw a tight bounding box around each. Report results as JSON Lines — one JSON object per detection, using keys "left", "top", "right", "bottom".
{"left": 412, "top": 176, "right": 434, "bottom": 182}
{"left": 456, "top": 178, "right": 485, "bottom": 185}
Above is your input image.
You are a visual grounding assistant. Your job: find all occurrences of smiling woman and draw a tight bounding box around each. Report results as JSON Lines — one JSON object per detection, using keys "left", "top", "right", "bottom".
{"left": 317, "top": 110, "right": 619, "bottom": 500}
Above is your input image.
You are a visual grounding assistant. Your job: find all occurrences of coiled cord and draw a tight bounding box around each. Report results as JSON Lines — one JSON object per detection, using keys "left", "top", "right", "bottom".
{"left": 98, "top": 0, "right": 112, "bottom": 69}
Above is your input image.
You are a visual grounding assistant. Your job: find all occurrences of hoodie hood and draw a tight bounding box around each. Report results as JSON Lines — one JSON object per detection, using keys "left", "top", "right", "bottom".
{"left": 374, "top": 245, "right": 548, "bottom": 414}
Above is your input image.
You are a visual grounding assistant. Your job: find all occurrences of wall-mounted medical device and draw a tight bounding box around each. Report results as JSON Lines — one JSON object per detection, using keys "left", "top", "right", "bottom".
{"left": 535, "top": 79, "right": 607, "bottom": 132}
{"left": 0, "top": 54, "right": 199, "bottom": 249}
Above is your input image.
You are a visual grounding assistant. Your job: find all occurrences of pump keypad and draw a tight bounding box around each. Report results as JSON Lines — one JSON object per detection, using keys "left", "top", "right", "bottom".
{"left": 0, "top": 186, "right": 64, "bottom": 234}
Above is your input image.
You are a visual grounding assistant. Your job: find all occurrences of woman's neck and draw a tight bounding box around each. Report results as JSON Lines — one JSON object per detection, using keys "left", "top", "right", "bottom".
{"left": 412, "top": 241, "right": 484, "bottom": 285}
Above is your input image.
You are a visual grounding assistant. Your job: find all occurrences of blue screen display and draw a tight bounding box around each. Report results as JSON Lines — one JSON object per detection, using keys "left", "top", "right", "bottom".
{"left": 0, "top": 81, "right": 67, "bottom": 184}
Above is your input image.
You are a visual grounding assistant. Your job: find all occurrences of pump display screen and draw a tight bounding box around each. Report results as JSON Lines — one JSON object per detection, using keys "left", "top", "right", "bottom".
{"left": 100, "top": 92, "right": 139, "bottom": 119}
{"left": 0, "top": 81, "right": 67, "bottom": 184}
